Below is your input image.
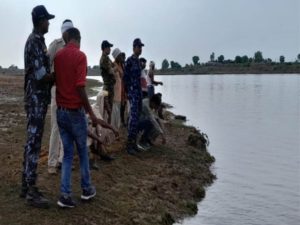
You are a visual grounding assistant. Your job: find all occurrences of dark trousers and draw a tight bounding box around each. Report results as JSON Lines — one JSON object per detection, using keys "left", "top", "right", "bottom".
{"left": 22, "top": 102, "right": 48, "bottom": 186}
{"left": 127, "top": 91, "right": 142, "bottom": 141}
{"left": 138, "top": 119, "right": 154, "bottom": 142}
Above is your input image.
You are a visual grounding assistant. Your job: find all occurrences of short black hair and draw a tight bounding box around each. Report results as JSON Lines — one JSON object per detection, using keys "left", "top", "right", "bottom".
{"left": 140, "top": 58, "right": 147, "bottom": 63}
{"left": 150, "top": 93, "right": 162, "bottom": 106}
{"left": 67, "top": 27, "right": 81, "bottom": 41}
{"left": 63, "top": 19, "right": 72, "bottom": 24}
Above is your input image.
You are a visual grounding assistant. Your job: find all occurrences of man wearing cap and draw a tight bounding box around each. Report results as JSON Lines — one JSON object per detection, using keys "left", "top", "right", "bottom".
{"left": 123, "top": 38, "right": 145, "bottom": 155}
{"left": 21, "top": 5, "right": 55, "bottom": 208}
{"left": 47, "top": 19, "right": 74, "bottom": 175}
{"left": 99, "top": 40, "right": 115, "bottom": 123}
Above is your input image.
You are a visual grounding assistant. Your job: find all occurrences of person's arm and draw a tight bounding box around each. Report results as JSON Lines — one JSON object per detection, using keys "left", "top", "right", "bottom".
{"left": 27, "top": 40, "right": 54, "bottom": 83}
{"left": 149, "top": 69, "right": 163, "bottom": 86}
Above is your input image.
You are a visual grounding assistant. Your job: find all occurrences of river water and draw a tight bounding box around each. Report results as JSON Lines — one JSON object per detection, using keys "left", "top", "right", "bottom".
{"left": 88, "top": 74, "right": 300, "bottom": 225}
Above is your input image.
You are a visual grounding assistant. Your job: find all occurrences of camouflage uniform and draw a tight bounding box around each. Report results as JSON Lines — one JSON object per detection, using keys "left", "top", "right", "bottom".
{"left": 22, "top": 31, "right": 52, "bottom": 186}
{"left": 100, "top": 54, "right": 115, "bottom": 110}
{"left": 124, "top": 55, "right": 142, "bottom": 141}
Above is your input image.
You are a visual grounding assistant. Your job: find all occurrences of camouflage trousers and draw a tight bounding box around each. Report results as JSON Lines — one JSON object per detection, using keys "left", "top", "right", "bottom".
{"left": 127, "top": 90, "right": 142, "bottom": 141}
{"left": 22, "top": 101, "right": 48, "bottom": 186}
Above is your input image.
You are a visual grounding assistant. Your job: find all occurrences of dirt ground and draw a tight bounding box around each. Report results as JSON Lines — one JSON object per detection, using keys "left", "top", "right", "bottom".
{"left": 0, "top": 74, "right": 216, "bottom": 225}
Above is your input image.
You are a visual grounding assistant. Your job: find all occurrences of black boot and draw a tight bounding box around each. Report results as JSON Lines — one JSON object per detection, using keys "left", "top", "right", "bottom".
{"left": 126, "top": 140, "right": 137, "bottom": 155}
{"left": 26, "top": 186, "right": 50, "bottom": 208}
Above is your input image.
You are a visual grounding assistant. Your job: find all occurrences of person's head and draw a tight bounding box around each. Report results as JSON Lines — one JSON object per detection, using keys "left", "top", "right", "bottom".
{"left": 133, "top": 38, "right": 144, "bottom": 56}
{"left": 120, "top": 52, "right": 126, "bottom": 63}
{"left": 31, "top": 5, "right": 55, "bottom": 34}
{"left": 61, "top": 19, "right": 73, "bottom": 43}
{"left": 150, "top": 93, "right": 162, "bottom": 110}
{"left": 112, "top": 48, "right": 123, "bottom": 63}
{"left": 66, "top": 27, "right": 81, "bottom": 46}
{"left": 149, "top": 61, "right": 155, "bottom": 70}
{"left": 140, "top": 58, "right": 147, "bottom": 69}
{"left": 101, "top": 40, "right": 113, "bottom": 55}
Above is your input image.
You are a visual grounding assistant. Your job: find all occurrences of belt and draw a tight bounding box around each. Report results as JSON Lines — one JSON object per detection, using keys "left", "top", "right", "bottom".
{"left": 57, "top": 106, "right": 83, "bottom": 112}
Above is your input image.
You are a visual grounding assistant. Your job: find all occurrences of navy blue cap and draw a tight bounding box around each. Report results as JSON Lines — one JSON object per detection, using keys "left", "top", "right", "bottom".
{"left": 32, "top": 5, "right": 55, "bottom": 21}
{"left": 133, "top": 38, "right": 144, "bottom": 47}
{"left": 101, "top": 40, "right": 113, "bottom": 50}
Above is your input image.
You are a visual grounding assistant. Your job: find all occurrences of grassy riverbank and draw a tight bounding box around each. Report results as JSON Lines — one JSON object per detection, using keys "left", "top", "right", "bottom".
{"left": 0, "top": 74, "right": 215, "bottom": 225}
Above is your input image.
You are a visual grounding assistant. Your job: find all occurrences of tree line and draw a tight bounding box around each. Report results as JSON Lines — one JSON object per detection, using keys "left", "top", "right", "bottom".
{"left": 161, "top": 52, "right": 300, "bottom": 70}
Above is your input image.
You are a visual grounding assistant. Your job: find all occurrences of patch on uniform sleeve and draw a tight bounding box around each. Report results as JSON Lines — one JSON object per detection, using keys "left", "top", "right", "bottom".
{"left": 35, "top": 66, "right": 47, "bottom": 80}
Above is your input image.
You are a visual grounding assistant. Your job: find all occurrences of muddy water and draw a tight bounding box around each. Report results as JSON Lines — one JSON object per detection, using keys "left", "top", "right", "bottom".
{"left": 87, "top": 74, "right": 300, "bottom": 225}
{"left": 155, "top": 74, "right": 300, "bottom": 225}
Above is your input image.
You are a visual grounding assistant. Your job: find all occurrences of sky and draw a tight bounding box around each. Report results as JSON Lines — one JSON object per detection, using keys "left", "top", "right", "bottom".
{"left": 0, "top": 0, "right": 299, "bottom": 69}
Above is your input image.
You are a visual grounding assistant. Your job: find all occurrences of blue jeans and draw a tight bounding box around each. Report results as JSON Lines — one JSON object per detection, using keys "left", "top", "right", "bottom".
{"left": 57, "top": 108, "right": 91, "bottom": 196}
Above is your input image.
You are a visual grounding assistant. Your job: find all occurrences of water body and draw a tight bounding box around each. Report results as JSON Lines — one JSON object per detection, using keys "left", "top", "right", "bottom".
{"left": 88, "top": 74, "right": 300, "bottom": 225}
{"left": 155, "top": 74, "right": 300, "bottom": 225}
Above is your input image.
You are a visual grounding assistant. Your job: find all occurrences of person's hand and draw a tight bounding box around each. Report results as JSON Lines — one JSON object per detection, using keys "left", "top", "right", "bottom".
{"left": 159, "top": 81, "right": 163, "bottom": 85}
{"left": 90, "top": 114, "right": 98, "bottom": 127}
{"left": 43, "top": 73, "right": 55, "bottom": 82}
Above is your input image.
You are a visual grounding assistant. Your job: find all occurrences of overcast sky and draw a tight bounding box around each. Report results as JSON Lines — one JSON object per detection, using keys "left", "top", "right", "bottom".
{"left": 0, "top": 0, "right": 299, "bottom": 68}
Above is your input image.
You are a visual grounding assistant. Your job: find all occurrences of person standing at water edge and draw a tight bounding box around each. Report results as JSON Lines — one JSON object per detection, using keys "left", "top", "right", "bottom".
{"left": 100, "top": 40, "right": 115, "bottom": 123}
{"left": 21, "top": 5, "right": 55, "bottom": 208}
{"left": 47, "top": 19, "right": 74, "bottom": 175}
{"left": 123, "top": 38, "right": 144, "bottom": 155}
{"left": 111, "top": 48, "right": 125, "bottom": 129}
{"left": 55, "top": 28, "right": 96, "bottom": 208}
{"left": 140, "top": 57, "right": 148, "bottom": 98}
{"left": 147, "top": 61, "right": 163, "bottom": 98}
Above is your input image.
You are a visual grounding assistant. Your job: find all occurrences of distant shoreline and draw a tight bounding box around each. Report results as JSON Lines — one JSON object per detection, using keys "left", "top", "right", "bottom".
{"left": 1, "top": 63, "right": 300, "bottom": 76}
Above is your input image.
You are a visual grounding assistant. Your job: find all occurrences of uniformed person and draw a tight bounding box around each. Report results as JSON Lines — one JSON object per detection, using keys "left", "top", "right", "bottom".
{"left": 21, "top": 5, "right": 55, "bottom": 208}
{"left": 99, "top": 40, "right": 115, "bottom": 123}
{"left": 123, "top": 38, "right": 144, "bottom": 155}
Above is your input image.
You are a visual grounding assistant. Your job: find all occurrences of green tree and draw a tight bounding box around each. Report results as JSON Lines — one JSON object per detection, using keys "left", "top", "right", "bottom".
{"left": 254, "top": 51, "right": 263, "bottom": 63}
{"left": 241, "top": 55, "right": 249, "bottom": 63}
{"left": 297, "top": 54, "right": 300, "bottom": 62}
{"left": 210, "top": 52, "right": 215, "bottom": 62}
{"left": 161, "top": 59, "right": 169, "bottom": 70}
{"left": 170, "top": 61, "right": 182, "bottom": 69}
{"left": 235, "top": 56, "right": 242, "bottom": 63}
{"left": 217, "top": 55, "right": 225, "bottom": 63}
{"left": 279, "top": 55, "right": 285, "bottom": 63}
{"left": 192, "top": 56, "right": 200, "bottom": 65}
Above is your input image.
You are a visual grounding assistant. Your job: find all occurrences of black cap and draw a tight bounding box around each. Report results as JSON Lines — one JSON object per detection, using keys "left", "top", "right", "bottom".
{"left": 32, "top": 5, "right": 55, "bottom": 21}
{"left": 133, "top": 38, "right": 144, "bottom": 47}
{"left": 101, "top": 40, "right": 113, "bottom": 50}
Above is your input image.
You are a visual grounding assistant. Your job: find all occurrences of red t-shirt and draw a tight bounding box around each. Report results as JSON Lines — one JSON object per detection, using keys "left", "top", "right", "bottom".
{"left": 54, "top": 43, "right": 87, "bottom": 109}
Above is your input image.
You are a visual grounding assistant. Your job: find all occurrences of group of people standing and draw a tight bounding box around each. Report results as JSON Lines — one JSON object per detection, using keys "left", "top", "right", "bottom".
{"left": 21, "top": 5, "right": 165, "bottom": 209}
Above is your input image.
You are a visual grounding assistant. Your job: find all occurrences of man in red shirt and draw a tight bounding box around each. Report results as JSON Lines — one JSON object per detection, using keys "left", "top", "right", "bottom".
{"left": 54, "top": 28, "right": 117, "bottom": 208}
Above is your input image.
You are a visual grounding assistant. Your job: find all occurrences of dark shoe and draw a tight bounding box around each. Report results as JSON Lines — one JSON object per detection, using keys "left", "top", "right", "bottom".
{"left": 100, "top": 155, "right": 115, "bottom": 162}
{"left": 57, "top": 195, "right": 76, "bottom": 208}
{"left": 20, "top": 185, "right": 28, "bottom": 198}
{"left": 137, "top": 142, "right": 151, "bottom": 151}
{"left": 81, "top": 186, "right": 96, "bottom": 200}
{"left": 89, "top": 159, "right": 99, "bottom": 171}
{"left": 26, "top": 186, "right": 50, "bottom": 208}
{"left": 126, "top": 140, "right": 137, "bottom": 155}
{"left": 133, "top": 143, "right": 142, "bottom": 152}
